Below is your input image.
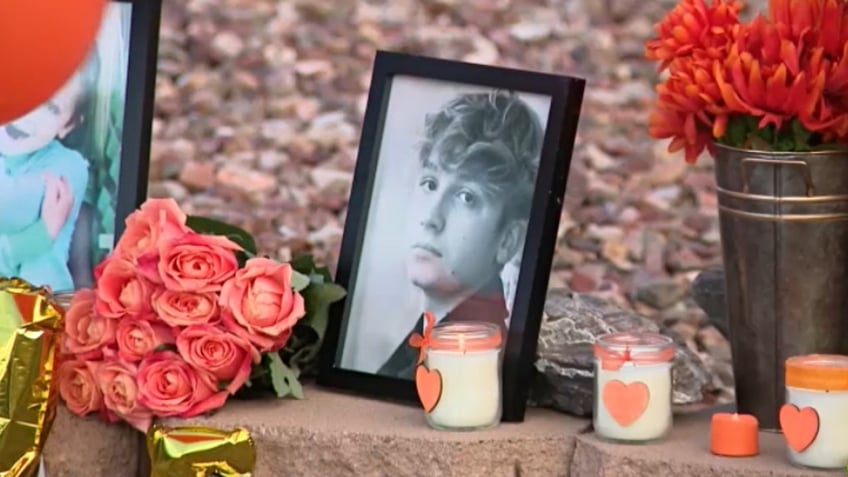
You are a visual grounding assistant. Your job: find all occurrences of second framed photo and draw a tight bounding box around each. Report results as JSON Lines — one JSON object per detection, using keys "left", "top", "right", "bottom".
{"left": 0, "top": 0, "right": 160, "bottom": 293}
{"left": 318, "top": 51, "right": 585, "bottom": 422}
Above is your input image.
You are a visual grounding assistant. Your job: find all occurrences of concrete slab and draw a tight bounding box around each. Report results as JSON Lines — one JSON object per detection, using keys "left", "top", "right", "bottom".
{"left": 163, "top": 385, "right": 591, "bottom": 477}
{"left": 43, "top": 404, "right": 141, "bottom": 477}
{"left": 572, "top": 410, "right": 843, "bottom": 477}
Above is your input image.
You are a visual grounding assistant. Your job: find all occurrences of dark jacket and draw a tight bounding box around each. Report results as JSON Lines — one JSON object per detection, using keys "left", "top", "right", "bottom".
{"left": 376, "top": 277, "right": 509, "bottom": 380}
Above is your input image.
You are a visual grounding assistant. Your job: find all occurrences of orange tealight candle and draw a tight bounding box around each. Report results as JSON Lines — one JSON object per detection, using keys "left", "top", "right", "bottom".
{"left": 710, "top": 413, "right": 759, "bottom": 457}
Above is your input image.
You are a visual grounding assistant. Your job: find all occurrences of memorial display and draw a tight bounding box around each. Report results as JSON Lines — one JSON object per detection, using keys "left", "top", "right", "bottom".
{"left": 8, "top": 0, "right": 848, "bottom": 473}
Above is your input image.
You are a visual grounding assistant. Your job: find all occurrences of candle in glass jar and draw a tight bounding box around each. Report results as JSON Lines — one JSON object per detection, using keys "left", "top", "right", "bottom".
{"left": 423, "top": 321, "right": 503, "bottom": 431}
{"left": 593, "top": 332, "right": 674, "bottom": 443}
{"left": 782, "top": 354, "right": 848, "bottom": 469}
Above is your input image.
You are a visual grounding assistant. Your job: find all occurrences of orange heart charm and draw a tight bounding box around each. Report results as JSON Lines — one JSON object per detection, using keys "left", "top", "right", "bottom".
{"left": 602, "top": 380, "right": 650, "bottom": 426}
{"left": 415, "top": 365, "right": 443, "bottom": 413}
{"left": 780, "top": 404, "right": 819, "bottom": 453}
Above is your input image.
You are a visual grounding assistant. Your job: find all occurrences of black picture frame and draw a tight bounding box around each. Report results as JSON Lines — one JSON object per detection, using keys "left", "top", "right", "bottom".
{"left": 113, "top": 0, "right": 161, "bottom": 240}
{"left": 317, "top": 50, "right": 585, "bottom": 422}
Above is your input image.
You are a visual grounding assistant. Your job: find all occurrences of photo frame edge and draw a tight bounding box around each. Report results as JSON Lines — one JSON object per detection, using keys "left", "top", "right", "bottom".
{"left": 113, "top": 0, "right": 162, "bottom": 242}
{"left": 317, "top": 51, "right": 414, "bottom": 401}
{"left": 501, "top": 76, "right": 587, "bottom": 422}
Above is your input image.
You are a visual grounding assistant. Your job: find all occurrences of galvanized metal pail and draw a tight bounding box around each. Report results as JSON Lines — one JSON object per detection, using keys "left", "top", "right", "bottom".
{"left": 714, "top": 142, "right": 848, "bottom": 430}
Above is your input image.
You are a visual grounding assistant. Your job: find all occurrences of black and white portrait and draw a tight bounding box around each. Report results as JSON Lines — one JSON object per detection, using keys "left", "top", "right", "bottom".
{"left": 320, "top": 52, "right": 585, "bottom": 421}
{"left": 0, "top": 0, "right": 158, "bottom": 294}
{"left": 338, "top": 76, "right": 551, "bottom": 378}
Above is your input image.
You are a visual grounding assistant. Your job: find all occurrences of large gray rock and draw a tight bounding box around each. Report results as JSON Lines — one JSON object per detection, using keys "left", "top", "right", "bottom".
{"left": 690, "top": 268, "right": 729, "bottom": 337}
{"left": 530, "top": 289, "right": 714, "bottom": 417}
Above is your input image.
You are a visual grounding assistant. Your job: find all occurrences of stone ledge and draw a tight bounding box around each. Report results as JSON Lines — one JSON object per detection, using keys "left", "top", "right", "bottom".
{"left": 164, "top": 386, "right": 588, "bottom": 477}
{"left": 43, "top": 404, "right": 141, "bottom": 477}
{"left": 44, "top": 387, "right": 842, "bottom": 476}
{"left": 572, "top": 410, "right": 840, "bottom": 477}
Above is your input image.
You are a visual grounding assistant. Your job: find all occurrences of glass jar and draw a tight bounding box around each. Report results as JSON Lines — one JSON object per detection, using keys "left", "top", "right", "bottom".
{"left": 593, "top": 331, "right": 674, "bottom": 443}
{"left": 783, "top": 354, "right": 848, "bottom": 469}
{"left": 424, "top": 321, "right": 503, "bottom": 431}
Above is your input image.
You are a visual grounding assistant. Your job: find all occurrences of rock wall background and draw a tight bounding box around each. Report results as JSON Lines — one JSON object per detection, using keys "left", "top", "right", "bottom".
{"left": 148, "top": 0, "right": 768, "bottom": 405}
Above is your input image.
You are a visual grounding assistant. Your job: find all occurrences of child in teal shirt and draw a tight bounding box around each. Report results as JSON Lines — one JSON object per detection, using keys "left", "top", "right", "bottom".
{"left": 0, "top": 70, "right": 92, "bottom": 293}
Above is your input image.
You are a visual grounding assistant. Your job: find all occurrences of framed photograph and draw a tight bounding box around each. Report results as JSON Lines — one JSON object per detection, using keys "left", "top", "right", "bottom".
{"left": 0, "top": 0, "right": 160, "bottom": 293}
{"left": 318, "top": 51, "right": 585, "bottom": 422}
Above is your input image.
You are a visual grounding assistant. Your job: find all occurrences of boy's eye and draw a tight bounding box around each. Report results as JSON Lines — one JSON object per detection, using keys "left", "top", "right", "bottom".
{"left": 46, "top": 102, "right": 61, "bottom": 115}
{"left": 419, "top": 177, "right": 437, "bottom": 191}
{"left": 457, "top": 190, "right": 477, "bottom": 205}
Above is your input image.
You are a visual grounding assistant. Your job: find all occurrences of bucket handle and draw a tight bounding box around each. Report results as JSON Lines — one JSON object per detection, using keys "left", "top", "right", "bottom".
{"left": 741, "top": 158, "right": 815, "bottom": 196}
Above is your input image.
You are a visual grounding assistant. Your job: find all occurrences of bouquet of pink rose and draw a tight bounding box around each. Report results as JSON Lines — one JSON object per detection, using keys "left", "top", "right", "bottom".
{"left": 56, "top": 198, "right": 346, "bottom": 432}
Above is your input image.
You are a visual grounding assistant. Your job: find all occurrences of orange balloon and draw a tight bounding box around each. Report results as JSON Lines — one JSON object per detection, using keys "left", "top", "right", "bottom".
{"left": 0, "top": 0, "right": 108, "bottom": 124}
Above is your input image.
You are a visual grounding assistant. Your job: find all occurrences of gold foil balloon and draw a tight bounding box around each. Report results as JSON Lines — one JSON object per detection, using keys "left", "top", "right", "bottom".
{"left": 147, "top": 425, "right": 257, "bottom": 477}
{"left": 0, "top": 278, "right": 63, "bottom": 477}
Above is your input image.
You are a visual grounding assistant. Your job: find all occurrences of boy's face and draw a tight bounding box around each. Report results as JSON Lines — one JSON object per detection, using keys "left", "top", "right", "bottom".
{"left": 406, "top": 159, "right": 514, "bottom": 295}
{"left": 0, "top": 75, "right": 83, "bottom": 156}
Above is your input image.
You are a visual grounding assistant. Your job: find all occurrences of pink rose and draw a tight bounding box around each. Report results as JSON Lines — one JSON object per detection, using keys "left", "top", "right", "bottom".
{"left": 96, "top": 359, "right": 153, "bottom": 432}
{"left": 176, "top": 324, "right": 260, "bottom": 394}
{"left": 137, "top": 351, "right": 228, "bottom": 418}
{"left": 63, "top": 289, "right": 117, "bottom": 360}
{"left": 152, "top": 290, "right": 219, "bottom": 327}
{"left": 139, "top": 232, "right": 241, "bottom": 293}
{"left": 114, "top": 198, "right": 190, "bottom": 261}
{"left": 219, "top": 257, "right": 306, "bottom": 352}
{"left": 116, "top": 318, "right": 175, "bottom": 362}
{"left": 95, "top": 257, "right": 156, "bottom": 320}
{"left": 58, "top": 360, "right": 102, "bottom": 416}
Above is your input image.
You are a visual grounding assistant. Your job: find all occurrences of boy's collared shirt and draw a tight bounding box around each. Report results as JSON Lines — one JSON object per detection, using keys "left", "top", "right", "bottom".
{"left": 377, "top": 276, "right": 510, "bottom": 380}
{"left": 0, "top": 140, "right": 89, "bottom": 292}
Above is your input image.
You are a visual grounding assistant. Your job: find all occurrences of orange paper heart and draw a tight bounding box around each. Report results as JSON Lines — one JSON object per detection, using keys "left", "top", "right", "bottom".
{"left": 602, "top": 380, "right": 650, "bottom": 426}
{"left": 415, "top": 365, "right": 442, "bottom": 414}
{"left": 780, "top": 404, "right": 819, "bottom": 453}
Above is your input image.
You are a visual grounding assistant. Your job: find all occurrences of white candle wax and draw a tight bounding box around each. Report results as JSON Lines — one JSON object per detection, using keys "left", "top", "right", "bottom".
{"left": 426, "top": 348, "right": 501, "bottom": 430}
{"left": 786, "top": 387, "right": 848, "bottom": 469}
{"left": 594, "top": 360, "right": 672, "bottom": 441}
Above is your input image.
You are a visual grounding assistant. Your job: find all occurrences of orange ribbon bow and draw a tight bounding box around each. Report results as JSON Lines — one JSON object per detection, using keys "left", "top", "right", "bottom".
{"left": 594, "top": 344, "right": 674, "bottom": 371}
{"left": 408, "top": 311, "right": 436, "bottom": 365}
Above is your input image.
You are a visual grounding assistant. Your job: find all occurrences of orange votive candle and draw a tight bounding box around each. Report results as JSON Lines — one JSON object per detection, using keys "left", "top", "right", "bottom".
{"left": 710, "top": 412, "right": 759, "bottom": 457}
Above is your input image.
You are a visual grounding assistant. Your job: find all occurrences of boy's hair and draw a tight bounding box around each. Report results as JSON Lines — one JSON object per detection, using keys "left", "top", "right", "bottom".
{"left": 418, "top": 90, "right": 544, "bottom": 226}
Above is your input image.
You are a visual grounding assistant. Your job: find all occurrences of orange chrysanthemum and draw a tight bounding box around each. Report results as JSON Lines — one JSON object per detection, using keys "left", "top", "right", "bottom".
{"left": 648, "top": 0, "right": 848, "bottom": 160}
{"left": 645, "top": 0, "right": 743, "bottom": 71}
{"left": 649, "top": 106, "right": 715, "bottom": 163}
{"left": 649, "top": 59, "right": 727, "bottom": 162}
{"left": 769, "top": 0, "right": 848, "bottom": 140}
{"left": 714, "top": 16, "right": 824, "bottom": 131}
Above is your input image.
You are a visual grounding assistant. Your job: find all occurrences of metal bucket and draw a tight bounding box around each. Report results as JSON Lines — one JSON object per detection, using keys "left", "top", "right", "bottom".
{"left": 714, "top": 142, "right": 848, "bottom": 430}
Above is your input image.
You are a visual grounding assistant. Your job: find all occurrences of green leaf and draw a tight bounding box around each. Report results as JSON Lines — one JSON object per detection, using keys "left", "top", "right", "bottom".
{"left": 791, "top": 118, "right": 812, "bottom": 151}
{"left": 186, "top": 215, "right": 258, "bottom": 255}
{"left": 267, "top": 353, "right": 304, "bottom": 399}
{"left": 301, "top": 282, "right": 346, "bottom": 338}
{"left": 290, "top": 270, "right": 310, "bottom": 292}
{"left": 290, "top": 254, "right": 317, "bottom": 275}
{"left": 283, "top": 281, "right": 347, "bottom": 376}
{"left": 290, "top": 254, "right": 333, "bottom": 282}
{"left": 719, "top": 115, "right": 748, "bottom": 148}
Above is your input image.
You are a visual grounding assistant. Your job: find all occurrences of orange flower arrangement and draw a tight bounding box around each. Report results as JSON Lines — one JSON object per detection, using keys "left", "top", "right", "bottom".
{"left": 646, "top": 0, "right": 848, "bottom": 162}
